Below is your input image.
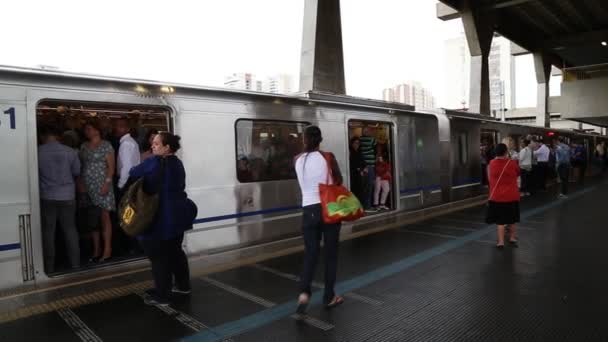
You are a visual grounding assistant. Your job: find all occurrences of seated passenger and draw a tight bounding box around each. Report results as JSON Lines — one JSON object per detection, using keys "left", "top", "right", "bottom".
{"left": 373, "top": 155, "right": 392, "bottom": 211}
{"left": 38, "top": 125, "right": 81, "bottom": 273}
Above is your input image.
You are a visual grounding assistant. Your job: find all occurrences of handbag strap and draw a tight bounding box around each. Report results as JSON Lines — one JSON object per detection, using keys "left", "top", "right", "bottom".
{"left": 319, "top": 151, "right": 334, "bottom": 185}
{"left": 489, "top": 159, "right": 510, "bottom": 200}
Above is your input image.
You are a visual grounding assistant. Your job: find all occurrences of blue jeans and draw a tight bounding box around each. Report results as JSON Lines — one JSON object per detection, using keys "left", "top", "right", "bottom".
{"left": 299, "top": 204, "right": 341, "bottom": 304}
{"left": 364, "top": 166, "right": 376, "bottom": 209}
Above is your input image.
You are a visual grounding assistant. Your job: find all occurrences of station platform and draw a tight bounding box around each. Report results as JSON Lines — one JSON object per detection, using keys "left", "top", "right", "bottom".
{"left": 2, "top": 178, "right": 608, "bottom": 341}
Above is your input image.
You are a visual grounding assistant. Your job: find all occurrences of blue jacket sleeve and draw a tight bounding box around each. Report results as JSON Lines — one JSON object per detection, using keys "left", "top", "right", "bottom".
{"left": 130, "top": 157, "right": 158, "bottom": 178}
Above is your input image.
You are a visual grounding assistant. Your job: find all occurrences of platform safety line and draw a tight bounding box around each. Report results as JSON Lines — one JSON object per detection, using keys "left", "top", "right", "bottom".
{"left": 57, "top": 308, "right": 103, "bottom": 342}
{"left": 183, "top": 184, "right": 598, "bottom": 342}
{"left": 250, "top": 264, "right": 383, "bottom": 306}
{"left": 135, "top": 292, "right": 208, "bottom": 332}
{"left": 200, "top": 276, "right": 335, "bottom": 332}
{"left": 0, "top": 280, "right": 153, "bottom": 324}
{"left": 397, "top": 229, "right": 496, "bottom": 245}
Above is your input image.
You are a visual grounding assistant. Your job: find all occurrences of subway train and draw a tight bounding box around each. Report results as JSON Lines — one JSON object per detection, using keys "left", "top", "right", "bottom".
{"left": 0, "top": 65, "right": 605, "bottom": 291}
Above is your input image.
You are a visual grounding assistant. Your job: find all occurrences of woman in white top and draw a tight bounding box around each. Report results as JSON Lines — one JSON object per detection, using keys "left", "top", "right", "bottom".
{"left": 295, "top": 126, "right": 344, "bottom": 313}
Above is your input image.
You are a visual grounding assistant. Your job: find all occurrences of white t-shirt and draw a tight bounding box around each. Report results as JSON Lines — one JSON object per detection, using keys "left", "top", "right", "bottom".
{"left": 295, "top": 152, "right": 332, "bottom": 206}
{"left": 534, "top": 144, "right": 550, "bottom": 162}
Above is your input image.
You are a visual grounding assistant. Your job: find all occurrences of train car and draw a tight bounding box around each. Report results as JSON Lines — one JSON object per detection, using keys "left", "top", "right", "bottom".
{"left": 0, "top": 66, "right": 602, "bottom": 291}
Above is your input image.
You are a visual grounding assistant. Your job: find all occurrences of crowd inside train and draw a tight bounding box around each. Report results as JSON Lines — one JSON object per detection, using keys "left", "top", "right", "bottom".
{"left": 37, "top": 118, "right": 161, "bottom": 273}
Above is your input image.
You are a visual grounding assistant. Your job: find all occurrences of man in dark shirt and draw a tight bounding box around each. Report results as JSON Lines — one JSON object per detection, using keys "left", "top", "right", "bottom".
{"left": 38, "top": 125, "right": 81, "bottom": 273}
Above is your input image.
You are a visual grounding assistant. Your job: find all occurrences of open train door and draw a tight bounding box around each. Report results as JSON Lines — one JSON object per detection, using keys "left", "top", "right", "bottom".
{"left": 0, "top": 86, "right": 35, "bottom": 287}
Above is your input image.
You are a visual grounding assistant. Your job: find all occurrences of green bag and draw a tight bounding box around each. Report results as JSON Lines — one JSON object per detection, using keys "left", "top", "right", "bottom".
{"left": 118, "top": 160, "right": 164, "bottom": 237}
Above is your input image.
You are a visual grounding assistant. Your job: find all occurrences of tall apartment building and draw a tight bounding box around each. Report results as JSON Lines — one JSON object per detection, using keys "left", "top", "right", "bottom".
{"left": 382, "top": 81, "right": 436, "bottom": 110}
{"left": 444, "top": 33, "right": 516, "bottom": 114}
{"left": 224, "top": 73, "right": 294, "bottom": 94}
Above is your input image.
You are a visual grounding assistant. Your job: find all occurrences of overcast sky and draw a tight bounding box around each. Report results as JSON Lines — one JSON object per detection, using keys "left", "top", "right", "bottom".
{"left": 2, "top": 0, "right": 547, "bottom": 108}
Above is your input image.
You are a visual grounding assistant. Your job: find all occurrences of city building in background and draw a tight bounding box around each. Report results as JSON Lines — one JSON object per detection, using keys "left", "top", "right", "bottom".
{"left": 224, "top": 73, "right": 294, "bottom": 94}
{"left": 382, "top": 81, "right": 436, "bottom": 110}
{"left": 444, "top": 33, "right": 515, "bottom": 116}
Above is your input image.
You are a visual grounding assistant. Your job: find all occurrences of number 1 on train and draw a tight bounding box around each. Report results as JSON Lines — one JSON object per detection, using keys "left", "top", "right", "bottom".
{"left": 3, "top": 107, "right": 15, "bottom": 129}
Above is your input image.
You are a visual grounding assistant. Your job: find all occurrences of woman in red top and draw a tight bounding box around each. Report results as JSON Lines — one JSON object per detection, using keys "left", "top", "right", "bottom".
{"left": 373, "top": 155, "right": 392, "bottom": 210}
{"left": 486, "top": 143, "right": 521, "bottom": 249}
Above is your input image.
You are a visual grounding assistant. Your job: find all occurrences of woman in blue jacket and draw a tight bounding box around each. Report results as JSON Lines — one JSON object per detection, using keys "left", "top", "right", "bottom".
{"left": 129, "top": 132, "right": 194, "bottom": 306}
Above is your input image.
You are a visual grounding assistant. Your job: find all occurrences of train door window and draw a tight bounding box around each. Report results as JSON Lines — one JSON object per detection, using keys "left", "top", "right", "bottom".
{"left": 36, "top": 100, "right": 171, "bottom": 276}
{"left": 235, "top": 119, "right": 308, "bottom": 182}
{"left": 348, "top": 120, "right": 395, "bottom": 214}
{"left": 458, "top": 132, "right": 468, "bottom": 165}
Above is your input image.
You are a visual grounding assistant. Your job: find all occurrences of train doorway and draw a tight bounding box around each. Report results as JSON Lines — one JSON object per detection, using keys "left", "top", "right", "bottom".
{"left": 35, "top": 100, "right": 171, "bottom": 276}
{"left": 347, "top": 120, "right": 395, "bottom": 215}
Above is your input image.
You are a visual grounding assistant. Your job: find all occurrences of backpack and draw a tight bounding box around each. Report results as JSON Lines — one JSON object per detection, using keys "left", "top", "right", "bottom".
{"left": 118, "top": 160, "right": 164, "bottom": 237}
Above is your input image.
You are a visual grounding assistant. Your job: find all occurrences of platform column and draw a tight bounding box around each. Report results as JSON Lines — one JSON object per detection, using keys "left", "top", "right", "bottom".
{"left": 299, "top": 0, "right": 346, "bottom": 94}
{"left": 462, "top": 0, "right": 493, "bottom": 116}
{"left": 534, "top": 52, "right": 552, "bottom": 128}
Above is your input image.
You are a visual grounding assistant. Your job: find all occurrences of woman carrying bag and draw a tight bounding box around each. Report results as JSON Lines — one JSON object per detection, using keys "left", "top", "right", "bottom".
{"left": 294, "top": 126, "right": 348, "bottom": 313}
{"left": 129, "top": 132, "right": 196, "bottom": 306}
{"left": 486, "top": 143, "right": 521, "bottom": 249}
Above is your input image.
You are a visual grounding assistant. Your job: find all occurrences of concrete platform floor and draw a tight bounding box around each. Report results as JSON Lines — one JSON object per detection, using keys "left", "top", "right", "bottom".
{"left": 1, "top": 178, "right": 607, "bottom": 341}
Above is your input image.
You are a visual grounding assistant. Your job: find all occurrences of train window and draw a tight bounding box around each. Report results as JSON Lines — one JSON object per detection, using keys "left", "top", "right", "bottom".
{"left": 235, "top": 119, "right": 308, "bottom": 182}
{"left": 459, "top": 132, "right": 468, "bottom": 165}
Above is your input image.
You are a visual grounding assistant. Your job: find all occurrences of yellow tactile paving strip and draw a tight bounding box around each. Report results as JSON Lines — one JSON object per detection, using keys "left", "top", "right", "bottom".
{"left": 0, "top": 197, "right": 486, "bottom": 324}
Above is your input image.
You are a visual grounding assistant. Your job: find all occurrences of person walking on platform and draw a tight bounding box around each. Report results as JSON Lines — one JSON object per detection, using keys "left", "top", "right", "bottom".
{"left": 130, "top": 132, "right": 196, "bottom": 306}
{"left": 486, "top": 143, "right": 520, "bottom": 249}
{"left": 519, "top": 139, "right": 533, "bottom": 197}
{"left": 555, "top": 137, "right": 572, "bottom": 198}
{"left": 532, "top": 138, "right": 550, "bottom": 191}
{"left": 295, "top": 126, "right": 344, "bottom": 313}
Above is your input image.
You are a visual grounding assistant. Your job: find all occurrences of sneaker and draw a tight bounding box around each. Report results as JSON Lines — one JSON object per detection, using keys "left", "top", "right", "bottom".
{"left": 379, "top": 205, "right": 390, "bottom": 210}
{"left": 172, "top": 287, "right": 191, "bottom": 295}
{"left": 144, "top": 295, "right": 170, "bottom": 307}
{"left": 559, "top": 194, "right": 568, "bottom": 199}
{"left": 365, "top": 207, "right": 378, "bottom": 213}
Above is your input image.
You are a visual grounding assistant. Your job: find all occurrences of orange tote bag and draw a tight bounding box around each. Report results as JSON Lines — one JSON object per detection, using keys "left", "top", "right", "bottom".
{"left": 319, "top": 152, "right": 365, "bottom": 224}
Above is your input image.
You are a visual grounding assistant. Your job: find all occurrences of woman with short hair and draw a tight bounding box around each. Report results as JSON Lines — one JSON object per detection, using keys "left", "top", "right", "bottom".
{"left": 486, "top": 143, "right": 521, "bottom": 249}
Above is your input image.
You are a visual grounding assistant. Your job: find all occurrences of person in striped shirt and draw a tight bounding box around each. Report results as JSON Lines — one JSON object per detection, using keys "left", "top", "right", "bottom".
{"left": 359, "top": 127, "right": 377, "bottom": 211}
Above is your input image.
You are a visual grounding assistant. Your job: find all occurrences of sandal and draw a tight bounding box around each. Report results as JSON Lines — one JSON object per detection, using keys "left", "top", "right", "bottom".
{"left": 296, "top": 293, "right": 310, "bottom": 314}
{"left": 325, "top": 295, "right": 344, "bottom": 309}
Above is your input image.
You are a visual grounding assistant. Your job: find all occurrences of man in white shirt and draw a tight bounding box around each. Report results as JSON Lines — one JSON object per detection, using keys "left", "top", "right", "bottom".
{"left": 114, "top": 118, "right": 141, "bottom": 194}
{"left": 532, "top": 138, "right": 550, "bottom": 191}
{"left": 519, "top": 139, "right": 533, "bottom": 196}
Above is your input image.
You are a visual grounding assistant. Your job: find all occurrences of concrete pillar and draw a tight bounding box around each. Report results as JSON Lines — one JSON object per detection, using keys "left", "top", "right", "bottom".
{"left": 462, "top": 2, "right": 493, "bottom": 115}
{"left": 534, "top": 53, "right": 552, "bottom": 128}
{"left": 299, "top": 0, "right": 345, "bottom": 94}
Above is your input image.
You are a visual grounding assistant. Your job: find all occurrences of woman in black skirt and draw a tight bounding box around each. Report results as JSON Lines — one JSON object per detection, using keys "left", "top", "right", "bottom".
{"left": 486, "top": 143, "right": 521, "bottom": 249}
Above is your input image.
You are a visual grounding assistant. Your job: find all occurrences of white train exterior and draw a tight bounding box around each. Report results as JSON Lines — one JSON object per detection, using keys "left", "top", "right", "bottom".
{"left": 0, "top": 66, "right": 604, "bottom": 290}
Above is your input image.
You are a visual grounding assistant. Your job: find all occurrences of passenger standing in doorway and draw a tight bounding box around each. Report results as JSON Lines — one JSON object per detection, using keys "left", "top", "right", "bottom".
{"left": 486, "top": 143, "right": 520, "bottom": 249}
{"left": 596, "top": 142, "right": 606, "bottom": 173}
{"left": 359, "top": 127, "right": 377, "bottom": 212}
{"left": 532, "top": 138, "right": 550, "bottom": 191}
{"left": 349, "top": 137, "right": 367, "bottom": 203}
{"left": 373, "top": 155, "right": 392, "bottom": 210}
{"left": 80, "top": 121, "right": 116, "bottom": 262}
{"left": 115, "top": 118, "right": 141, "bottom": 196}
{"left": 140, "top": 128, "right": 159, "bottom": 161}
{"left": 295, "top": 126, "right": 344, "bottom": 313}
{"left": 519, "top": 139, "right": 533, "bottom": 197}
{"left": 555, "top": 137, "right": 572, "bottom": 198}
{"left": 130, "top": 132, "right": 195, "bottom": 306}
{"left": 38, "top": 125, "right": 81, "bottom": 273}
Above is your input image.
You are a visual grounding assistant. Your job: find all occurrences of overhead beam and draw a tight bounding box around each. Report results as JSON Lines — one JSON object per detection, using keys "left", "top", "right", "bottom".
{"left": 437, "top": 0, "right": 536, "bottom": 20}
{"left": 545, "top": 29, "right": 608, "bottom": 49}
